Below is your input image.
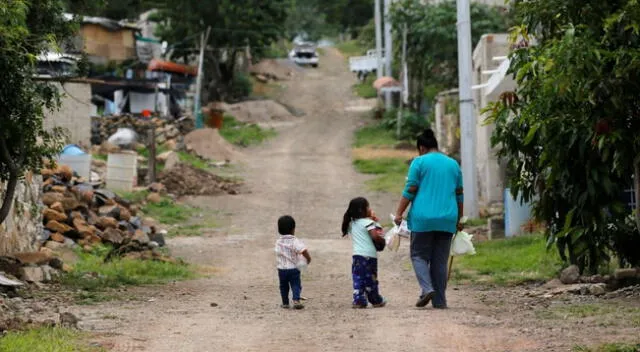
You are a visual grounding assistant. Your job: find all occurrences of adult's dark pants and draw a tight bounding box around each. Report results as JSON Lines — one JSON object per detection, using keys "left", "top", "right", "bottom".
{"left": 410, "top": 231, "right": 453, "bottom": 308}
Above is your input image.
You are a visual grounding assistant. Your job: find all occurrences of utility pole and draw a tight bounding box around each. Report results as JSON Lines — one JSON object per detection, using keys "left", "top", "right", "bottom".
{"left": 384, "top": 0, "right": 393, "bottom": 109}
{"left": 397, "top": 24, "right": 407, "bottom": 139}
{"left": 194, "top": 26, "right": 211, "bottom": 129}
{"left": 374, "top": 0, "right": 383, "bottom": 79}
{"left": 456, "top": 0, "right": 478, "bottom": 218}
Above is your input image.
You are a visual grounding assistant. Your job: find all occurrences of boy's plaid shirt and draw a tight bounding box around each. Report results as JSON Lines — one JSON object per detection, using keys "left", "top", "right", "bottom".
{"left": 275, "top": 235, "right": 306, "bottom": 270}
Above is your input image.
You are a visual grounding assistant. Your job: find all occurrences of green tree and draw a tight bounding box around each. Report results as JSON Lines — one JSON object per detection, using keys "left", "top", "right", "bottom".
{"left": 390, "top": 0, "right": 509, "bottom": 111}
{"left": 152, "top": 0, "right": 290, "bottom": 102}
{"left": 486, "top": 0, "right": 640, "bottom": 271}
{"left": 0, "top": 0, "right": 86, "bottom": 224}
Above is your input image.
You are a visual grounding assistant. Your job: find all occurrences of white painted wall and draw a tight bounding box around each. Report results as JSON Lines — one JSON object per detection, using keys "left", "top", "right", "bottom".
{"left": 44, "top": 81, "right": 92, "bottom": 147}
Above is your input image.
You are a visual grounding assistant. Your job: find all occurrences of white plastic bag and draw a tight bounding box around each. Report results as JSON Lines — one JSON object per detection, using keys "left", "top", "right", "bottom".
{"left": 389, "top": 214, "right": 411, "bottom": 238}
{"left": 450, "top": 231, "right": 476, "bottom": 256}
{"left": 107, "top": 128, "right": 137, "bottom": 146}
{"left": 384, "top": 226, "right": 401, "bottom": 252}
{"left": 296, "top": 255, "right": 308, "bottom": 273}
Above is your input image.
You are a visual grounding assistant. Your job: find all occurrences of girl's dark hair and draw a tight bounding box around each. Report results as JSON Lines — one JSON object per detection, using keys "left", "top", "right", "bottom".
{"left": 341, "top": 197, "right": 370, "bottom": 236}
{"left": 417, "top": 128, "right": 438, "bottom": 150}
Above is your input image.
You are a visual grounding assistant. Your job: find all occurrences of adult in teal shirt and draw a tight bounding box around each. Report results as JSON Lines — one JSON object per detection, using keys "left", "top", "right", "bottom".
{"left": 394, "top": 129, "right": 463, "bottom": 309}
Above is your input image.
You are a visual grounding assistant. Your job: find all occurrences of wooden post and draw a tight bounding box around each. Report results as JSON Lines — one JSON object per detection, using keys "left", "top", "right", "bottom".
{"left": 147, "top": 128, "right": 156, "bottom": 184}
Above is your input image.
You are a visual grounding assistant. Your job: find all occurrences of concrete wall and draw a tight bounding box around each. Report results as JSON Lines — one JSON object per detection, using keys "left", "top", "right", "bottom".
{"left": 0, "top": 173, "right": 43, "bottom": 256}
{"left": 44, "top": 82, "right": 92, "bottom": 147}
{"left": 472, "top": 34, "right": 512, "bottom": 207}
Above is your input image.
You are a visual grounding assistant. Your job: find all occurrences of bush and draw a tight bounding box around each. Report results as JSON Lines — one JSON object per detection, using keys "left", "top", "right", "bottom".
{"left": 229, "top": 72, "right": 253, "bottom": 101}
{"left": 380, "top": 109, "right": 430, "bottom": 141}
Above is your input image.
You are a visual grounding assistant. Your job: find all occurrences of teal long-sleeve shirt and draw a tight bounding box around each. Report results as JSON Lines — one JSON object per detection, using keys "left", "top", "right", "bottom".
{"left": 402, "top": 152, "right": 463, "bottom": 234}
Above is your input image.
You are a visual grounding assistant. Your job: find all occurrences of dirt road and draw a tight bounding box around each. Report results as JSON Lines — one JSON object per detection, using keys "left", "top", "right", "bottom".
{"left": 79, "top": 49, "right": 554, "bottom": 352}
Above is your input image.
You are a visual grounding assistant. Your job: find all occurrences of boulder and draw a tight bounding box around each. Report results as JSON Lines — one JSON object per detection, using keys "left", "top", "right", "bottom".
{"left": 56, "top": 165, "right": 73, "bottom": 181}
{"left": 44, "top": 241, "right": 65, "bottom": 251}
{"left": 560, "top": 265, "right": 581, "bottom": 284}
{"left": 157, "top": 151, "right": 173, "bottom": 163}
{"left": 46, "top": 221, "right": 73, "bottom": 234}
{"left": 61, "top": 196, "right": 80, "bottom": 211}
{"left": 40, "top": 265, "right": 57, "bottom": 282}
{"left": 42, "top": 192, "right": 64, "bottom": 206}
{"left": 87, "top": 210, "right": 100, "bottom": 225}
{"left": 50, "top": 202, "right": 65, "bottom": 213}
{"left": 163, "top": 152, "right": 181, "bottom": 171}
{"left": 72, "top": 218, "right": 95, "bottom": 238}
{"left": 12, "top": 252, "right": 52, "bottom": 266}
{"left": 97, "top": 216, "right": 118, "bottom": 229}
{"left": 118, "top": 206, "right": 132, "bottom": 221}
{"left": 19, "top": 266, "right": 44, "bottom": 283}
{"left": 101, "top": 228, "right": 124, "bottom": 245}
{"left": 43, "top": 208, "right": 67, "bottom": 222}
{"left": 164, "top": 139, "right": 178, "bottom": 151}
{"left": 98, "top": 205, "right": 120, "bottom": 218}
{"left": 146, "top": 193, "right": 162, "bottom": 204}
{"left": 588, "top": 283, "right": 607, "bottom": 296}
{"left": 51, "top": 185, "right": 67, "bottom": 193}
{"left": 132, "top": 230, "right": 150, "bottom": 245}
{"left": 50, "top": 233, "right": 66, "bottom": 243}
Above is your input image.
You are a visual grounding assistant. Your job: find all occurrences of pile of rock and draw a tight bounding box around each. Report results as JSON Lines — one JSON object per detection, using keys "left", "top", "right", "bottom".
{"left": 38, "top": 165, "right": 166, "bottom": 254}
{"left": 159, "top": 163, "right": 241, "bottom": 197}
{"left": 529, "top": 265, "right": 640, "bottom": 299}
{"left": 92, "top": 115, "right": 194, "bottom": 149}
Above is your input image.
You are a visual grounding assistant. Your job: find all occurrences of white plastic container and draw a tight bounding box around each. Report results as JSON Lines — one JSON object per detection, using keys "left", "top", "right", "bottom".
{"left": 57, "top": 154, "right": 91, "bottom": 180}
{"left": 106, "top": 152, "right": 138, "bottom": 191}
{"left": 504, "top": 188, "right": 532, "bottom": 237}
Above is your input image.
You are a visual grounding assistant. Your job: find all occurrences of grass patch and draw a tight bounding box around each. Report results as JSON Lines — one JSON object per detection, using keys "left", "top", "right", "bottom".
{"left": 220, "top": 115, "right": 277, "bottom": 147}
{"left": 353, "top": 75, "right": 377, "bottom": 99}
{"left": 354, "top": 123, "right": 397, "bottom": 148}
{"left": 142, "top": 198, "right": 198, "bottom": 224}
{"left": 0, "top": 327, "right": 103, "bottom": 352}
{"left": 177, "top": 151, "right": 209, "bottom": 170}
{"left": 335, "top": 40, "right": 366, "bottom": 57}
{"left": 453, "top": 234, "right": 563, "bottom": 285}
{"left": 60, "top": 246, "right": 194, "bottom": 294}
{"left": 117, "top": 190, "right": 149, "bottom": 204}
{"left": 573, "top": 343, "right": 640, "bottom": 352}
{"left": 465, "top": 218, "right": 488, "bottom": 227}
{"left": 353, "top": 158, "right": 408, "bottom": 193}
{"left": 538, "top": 303, "right": 640, "bottom": 328}
{"left": 136, "top": 144, "right": 169, "bottom": 159}
{"left": 168, "top": 219, "right": 219, "bottom": 238}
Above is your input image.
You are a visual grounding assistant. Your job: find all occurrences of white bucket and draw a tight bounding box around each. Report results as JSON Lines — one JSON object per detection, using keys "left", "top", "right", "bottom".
{"left": 57, "top": 154, "right": 91, "bottom": 180}
{"left": 106, "top": 152, "right": 138, "bottom": 191}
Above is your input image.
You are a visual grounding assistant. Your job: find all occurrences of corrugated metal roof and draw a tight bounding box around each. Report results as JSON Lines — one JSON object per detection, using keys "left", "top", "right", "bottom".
{"left": 64, "top": 13, "right": 139, "bottom": 31}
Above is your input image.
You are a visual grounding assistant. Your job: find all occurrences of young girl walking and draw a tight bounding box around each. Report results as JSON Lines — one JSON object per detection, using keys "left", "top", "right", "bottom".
{"left": 342, "top": 197, "right": 387, "bottom": 308}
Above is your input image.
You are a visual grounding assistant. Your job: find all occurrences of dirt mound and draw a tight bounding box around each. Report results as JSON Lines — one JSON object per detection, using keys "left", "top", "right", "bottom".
{"left": 249, "top": 59, "right": 295, "bottom": 80}
{"left": 159, "top": 164, "right": 240, "bottom": 196}
{"left": 184, "top": 128, "right": 238, "bottom": 162}
{"left": 223, "top": 100, "right": 295, "bottom": 123}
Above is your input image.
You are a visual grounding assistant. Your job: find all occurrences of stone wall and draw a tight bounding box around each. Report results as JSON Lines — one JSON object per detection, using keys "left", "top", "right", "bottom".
{"left": 0, "top": 173, "right": 43, "bottom": 256}
{"left": 43, "top": 81, "right": 92, "bottom": 147}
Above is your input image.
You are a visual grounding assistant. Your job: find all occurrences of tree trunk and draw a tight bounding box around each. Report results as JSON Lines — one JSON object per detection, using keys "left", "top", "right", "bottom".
{"left": 0, "top": 134, "right": 24, "bottom": 225}
{"left": 0, "top": 171, "right": 18, "bottom": 225}
{"left": 634, "top": 160, "right": 640, "bottom": 233}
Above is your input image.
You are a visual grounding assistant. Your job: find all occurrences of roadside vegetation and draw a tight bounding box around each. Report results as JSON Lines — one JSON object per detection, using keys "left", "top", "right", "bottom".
{"left": 451, "top": 234, "right": 563, "bottom": 285}
{"left": 220, "top": 115, "right": 277, "bottom": 147}
{"left": 573, "top": 343, "right": 640, "bottom": 352}
{"left": 60, "top": 245, "right": 194, "bottom": 305}
{"left": 351, "top": 109, "right": 429, "bottom": 193}
{"left": 0, "top": 327, "right": 104, "bottom": 352}
{"left": 335, "top": 40, "right": 366, "bottom": 57}
{"left": 353, "top": 75, "right": 377, "bottom": 99}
